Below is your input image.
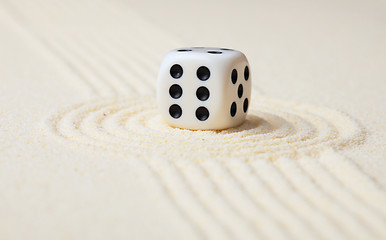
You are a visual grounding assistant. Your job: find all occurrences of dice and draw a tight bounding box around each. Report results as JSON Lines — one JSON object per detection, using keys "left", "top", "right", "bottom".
{"left": 157, "top": 47, "right": 251, "bottom": 130}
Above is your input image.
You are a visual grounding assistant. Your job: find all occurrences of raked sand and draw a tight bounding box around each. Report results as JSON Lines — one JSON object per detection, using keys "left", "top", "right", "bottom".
{"left": 0, "top": 0, "right": 385, "bottom": 239}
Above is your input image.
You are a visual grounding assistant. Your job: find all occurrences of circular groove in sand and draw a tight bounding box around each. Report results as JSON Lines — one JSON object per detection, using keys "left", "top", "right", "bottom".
{"left": 47, "top": 96, "right": 364, "bottom": 159}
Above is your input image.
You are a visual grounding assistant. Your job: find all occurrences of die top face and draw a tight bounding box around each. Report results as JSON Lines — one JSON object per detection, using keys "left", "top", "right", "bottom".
{"left": 157, "top": 47, "right": 251, "bottom": 130}
{"left": 168, "top": 47, "right": 246, "bottom": 63}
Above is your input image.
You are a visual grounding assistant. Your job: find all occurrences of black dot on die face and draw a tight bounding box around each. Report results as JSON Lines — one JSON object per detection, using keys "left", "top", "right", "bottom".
{"left": 196, "top": 86, "right": 210, "bottom": 101}
{"left": 177, "top": 49, "right": 192, "bottom": 52}
{"left": 231, "top": 69, "right": 238, "bottom": 84}
{"left": 196, "top": 107, "right": 210, "bottom": 121}
{"left": 196, "top": 66, "right": 210, "bottom": 81}
{"left": 238, "top": 84, "right": 243, "bottom": 98}
{"left": 207, "top": 51, "right": 222, "bottom": 54}
{"left": 169, "top": 84, "right": 183, "bottom": 99}
{"left": 244, "top": 66, "right": 249, "bottom": 81}
{"left": 169, "top": 104, "right": 182, "bottom": 119}
{"left": 243, "top": 98, "right": 249, "bottom": 113}
{"left": 170, "top": 64, "right": 183, "bottom": 79}
{"left": 230, "top": 102, "right": 237, "bottom": 117}
{"left": 220, "top": 48, "right": 233, "bottom": 51}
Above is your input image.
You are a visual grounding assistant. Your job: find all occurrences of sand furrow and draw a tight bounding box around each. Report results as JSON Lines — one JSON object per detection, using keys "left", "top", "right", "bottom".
{"left": 318, "top": 151, "right": 386, "bottom": 225}
{"left": 223, "top": 159, "right": 309, "bottom": 240}
{"left": 144, "top": 155, "right": 228, "bottom": 240}
{"left": 1, "top": 0, "right": 176, "bottom": 97}
{"left": 204, "top": 159, "right": 292, "bottom": 240}
{"left": 276, "top": 157, "right": 373, "bottom": 239}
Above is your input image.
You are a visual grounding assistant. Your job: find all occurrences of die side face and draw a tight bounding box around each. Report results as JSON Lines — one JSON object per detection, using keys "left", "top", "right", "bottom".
{"left": 157, "top": 47, "right": 251, "bottom": 130}
{"left": 222, "top": 57, "right": 251, "bottom": 128}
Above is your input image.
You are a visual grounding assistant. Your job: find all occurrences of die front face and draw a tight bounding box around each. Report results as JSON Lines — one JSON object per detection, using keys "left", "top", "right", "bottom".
{"left": 157, "top": 47, "right": 251, "bottom": 130}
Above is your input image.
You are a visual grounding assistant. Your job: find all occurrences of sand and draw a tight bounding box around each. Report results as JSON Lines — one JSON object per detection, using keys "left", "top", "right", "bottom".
{"left": 0, "top": 0, "right": 385, "bottom": 239}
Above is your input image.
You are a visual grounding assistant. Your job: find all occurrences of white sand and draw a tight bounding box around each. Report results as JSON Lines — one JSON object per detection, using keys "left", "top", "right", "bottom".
{"left": 0, "top": 0, "right": 385, "bottom": 239}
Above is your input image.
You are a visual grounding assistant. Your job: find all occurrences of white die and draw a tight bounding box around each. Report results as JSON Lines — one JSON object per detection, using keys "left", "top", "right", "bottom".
{"left": 157, "top": 47, "right": 251, "bottom": 130}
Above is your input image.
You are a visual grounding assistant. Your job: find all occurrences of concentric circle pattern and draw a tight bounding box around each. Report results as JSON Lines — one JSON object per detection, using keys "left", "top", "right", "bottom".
{"left": 47, "top": 96, "right": 364, "bottom": 159}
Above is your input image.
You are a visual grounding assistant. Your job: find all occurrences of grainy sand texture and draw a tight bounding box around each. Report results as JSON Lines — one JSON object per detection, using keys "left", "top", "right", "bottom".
{"left": 0, "top": 0, "right": 385, "bottom": 239}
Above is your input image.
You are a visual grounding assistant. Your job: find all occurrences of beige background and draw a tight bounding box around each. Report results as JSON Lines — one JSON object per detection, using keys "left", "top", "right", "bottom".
{"left": 0, "top": 0, "right": 385, "bottom": 239}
